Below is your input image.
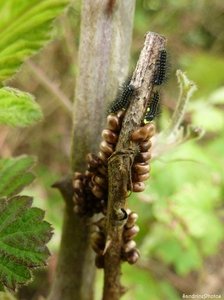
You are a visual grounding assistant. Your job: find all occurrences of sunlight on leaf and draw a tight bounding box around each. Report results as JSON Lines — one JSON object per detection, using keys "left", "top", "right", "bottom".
{"left": 0, "top": 87, "right": 43, "bottom": 127}
{"left": 0, "top": 155, "right": 36, "bottom": 198}
{"left": 0, "top": 0, "right": 69, "bottom": 82}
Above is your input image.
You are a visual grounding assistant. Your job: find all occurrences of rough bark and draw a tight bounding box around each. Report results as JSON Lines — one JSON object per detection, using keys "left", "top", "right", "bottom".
{"left": 103, "top": 32, "right": 166, "bottom": 300}
{"left": 48, "top": 1, "right": 136, "bottom": 300}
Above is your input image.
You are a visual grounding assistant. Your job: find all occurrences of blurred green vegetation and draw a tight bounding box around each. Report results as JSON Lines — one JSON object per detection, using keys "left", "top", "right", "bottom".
{"left": 1, "top": 0, "right": 223, "bottom": 299}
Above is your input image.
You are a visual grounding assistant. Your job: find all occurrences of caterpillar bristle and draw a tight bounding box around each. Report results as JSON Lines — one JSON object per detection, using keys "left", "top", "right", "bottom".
{"left": 108, "top": 79, "right": 135, "bottom": 114}
{"left": 153, "top": 49, "right": 167, "bottom": 86}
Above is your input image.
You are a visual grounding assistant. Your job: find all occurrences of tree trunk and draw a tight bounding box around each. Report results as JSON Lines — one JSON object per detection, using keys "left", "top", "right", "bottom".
{"left": 48, "top": 1, "right": 136, "bottom": 299}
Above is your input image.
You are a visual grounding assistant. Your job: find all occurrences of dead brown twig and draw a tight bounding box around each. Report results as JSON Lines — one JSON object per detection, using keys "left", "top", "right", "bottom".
{"left": 103, "top": 32, "right": 167, "bottom": 300}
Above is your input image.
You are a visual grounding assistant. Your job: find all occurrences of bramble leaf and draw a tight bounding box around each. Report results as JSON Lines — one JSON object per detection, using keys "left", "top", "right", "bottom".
{"left": 0, "top": 87, "right": 43, "bottom": 127}
{"left": 0, "top": 0, "right": 69, "bottom": 82}
{"left": 0, "top": 196, "right": 53, "bottom": 290}
{"left": 0, "top": 156, "right": 36, "bottom": 198}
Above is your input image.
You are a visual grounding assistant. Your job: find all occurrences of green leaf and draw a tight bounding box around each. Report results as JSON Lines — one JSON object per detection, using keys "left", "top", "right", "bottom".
{"left": 0, "top": 156, "right": 36, "bottom": 198}
{"left": 0, "top": 87, "right": 43, "bottom": 127}
{"left": 0, "top": 0, "right": 69, "bottom": 82}
{"left": 0, "top": 196, "right": 53, "bottom": 290}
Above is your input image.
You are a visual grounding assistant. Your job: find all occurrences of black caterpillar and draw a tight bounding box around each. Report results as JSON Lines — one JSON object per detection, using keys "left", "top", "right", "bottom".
{"left": 108, "top": 79, "right": 135, "bottom": 114}
{"left": 153, "top": 50, "right": 167, "bottom": 85}
{"left": 145, "top": 91, "right": 160, "bottom": 121}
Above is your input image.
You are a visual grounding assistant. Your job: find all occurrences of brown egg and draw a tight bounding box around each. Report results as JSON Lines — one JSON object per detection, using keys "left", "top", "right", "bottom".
{"left": 139, "top": 139, "right": 152, "bottom": 152}
{"left": 126, "top": 249, "right": 140, "bottom": 264}
{"left": 91, "top": 231, "right": 105, "bottom": 254}
{"left": 123, "top": 240, "right": 136, "bottom": 253}
{"left": 74, "top": 205, "right": 82, "bottom": 214}
{"left": 106, "top": 114, "right": 120, "bottom": 132}
{"left": 73, "top": 172, "right": 83, "bottom": 179}
{"left": 132, "top": 182, "right": 145, "bottom": 192}
{"left": 133, "top": 162, "right": 150, "bottom": 175}
{"left": 73, "top": 179, "right": 84, "bottom": 190}
{"left": 86, "top": 153, "right": 100, "bottom": 168}
{"left": 132, "top": 172, "right": 150, "bottom": 182}
{"left": 92, "top": 185, "right": 104, "bottom": 199}
{"left": 93, "top": 175, "right": 107, "bottom": 188}
{"left": 135, "top": 151, "right": 151, "bottom": 163}
{"left": 98, "top": 165, "right": 108, "bottom": 176}
{"left": 116, "top": 110, "right": 125, "bottom": 121}
{"left": 100, "top": 140, "right": 114, "bottom": 156}
{"left": 102, "top": 129, "right": 118, "bottom": 145}
{"left": 98, "top": 151, "right": 108, "bottom": 163}
{"left": 125, "top": 212, "right": 138, "bottom": 229}
{"left": 131, "top": 123, "right": 155, "bottom": 142}
{"left": 73, "top": 191, "right": 82, "bottom": 201}
{"left": 73, "top": 195, "right": 85, "bottom": 205}
{"left": 123, "top": 225, "right": 140, "bottom": 241}
{"left": 93, "top": 217, "right": 106, "bottom": 230}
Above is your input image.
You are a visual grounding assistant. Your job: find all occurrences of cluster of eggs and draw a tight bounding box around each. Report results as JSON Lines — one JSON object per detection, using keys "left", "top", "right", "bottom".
{"left": 90, "top": 209, "right": 140, "bottom": 268}
{"left": 72, "top": 109, "right": 156, "bottom": 267}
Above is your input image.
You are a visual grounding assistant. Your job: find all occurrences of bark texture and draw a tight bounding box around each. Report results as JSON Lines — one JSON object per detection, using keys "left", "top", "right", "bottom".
{"left": 103, "top": 32, "right": 166, "bottom": 300}
{"left": 48, "top": 1, "right": 136, "bottom": 300}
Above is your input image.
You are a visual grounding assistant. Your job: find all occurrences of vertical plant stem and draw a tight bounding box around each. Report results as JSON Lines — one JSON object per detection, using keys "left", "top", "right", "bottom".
{"left": 103, "top": 32, "right": 166, "bottom": 300}
{"left": 48, "top": 1, "right": 136, "bottom": 300}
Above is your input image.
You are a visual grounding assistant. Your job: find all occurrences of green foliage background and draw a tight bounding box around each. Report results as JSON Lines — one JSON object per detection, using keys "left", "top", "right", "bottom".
{"left": 0, "top": 0, "right": 223, "bottom": 299}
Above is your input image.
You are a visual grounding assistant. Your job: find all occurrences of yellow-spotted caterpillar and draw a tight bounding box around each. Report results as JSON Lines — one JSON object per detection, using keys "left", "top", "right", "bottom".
{"left": 145, "top": 91, "right": 160, "bottom": 122}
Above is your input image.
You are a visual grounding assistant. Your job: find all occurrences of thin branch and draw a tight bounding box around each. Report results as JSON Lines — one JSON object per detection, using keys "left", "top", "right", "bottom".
{"left": 167, "top": 70, "right": 197, "bottom": 135}
{"left": 27, "top": 60, "right": 73, "bottom": 116}
{"left": 103, "top": 32, "right": 166, "bottom": 300}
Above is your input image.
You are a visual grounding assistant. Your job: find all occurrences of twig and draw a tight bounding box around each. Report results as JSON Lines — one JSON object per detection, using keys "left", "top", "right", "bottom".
{"left": 27, "top": 60, "right": 73, "bottom": 116}
{"left": 103, "top": 32, "right": 166, "bottom": 300}
{"left": 168, "top": 70, "right": 197, "bottom": 135}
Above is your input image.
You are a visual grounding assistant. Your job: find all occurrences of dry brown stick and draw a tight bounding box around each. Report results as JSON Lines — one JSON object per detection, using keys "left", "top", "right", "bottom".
{"left": 103, "top": 32, "right": 166, "bottom": 300}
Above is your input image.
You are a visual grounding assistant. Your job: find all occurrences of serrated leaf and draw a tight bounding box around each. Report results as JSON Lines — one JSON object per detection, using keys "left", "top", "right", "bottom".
{"left": 0, "top": 0, "right": 69, "bottom": 82}
{"left": 0, "top": 156, "right": 36, "bottom": 197}
{"left": 0, "top": 87, "right": 42, "bottom": 127}
{"left": 0, "top": 196, "right": 53, "bottom": 290}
